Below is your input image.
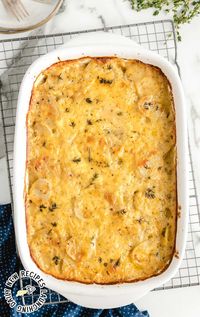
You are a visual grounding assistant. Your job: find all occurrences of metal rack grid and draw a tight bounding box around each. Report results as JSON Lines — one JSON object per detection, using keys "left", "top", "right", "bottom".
{"left": 0, "top": 20, "right": 199, "bottom": 306}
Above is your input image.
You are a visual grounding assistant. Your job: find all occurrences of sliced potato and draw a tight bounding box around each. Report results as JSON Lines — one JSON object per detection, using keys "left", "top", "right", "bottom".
{"left": 29, "top": 178, "right": 51, "bottom": 203}
{"left": 130, "top": 239, "right": 155, "bottom": 268}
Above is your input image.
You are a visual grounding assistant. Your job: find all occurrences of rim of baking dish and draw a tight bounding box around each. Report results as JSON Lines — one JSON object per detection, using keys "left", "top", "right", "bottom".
{"left": 13, "top": 39, "right": 188, "bottom": 297}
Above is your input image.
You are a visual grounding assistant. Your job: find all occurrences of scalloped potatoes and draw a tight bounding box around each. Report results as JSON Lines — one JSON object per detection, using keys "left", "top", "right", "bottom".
{"left": 26, "top": 57, "right": 176, "bottom": 283}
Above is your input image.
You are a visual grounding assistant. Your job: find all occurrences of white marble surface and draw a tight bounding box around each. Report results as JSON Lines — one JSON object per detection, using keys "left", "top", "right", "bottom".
{"left": 0, "top": 0, "right": 200, "bottom": 315}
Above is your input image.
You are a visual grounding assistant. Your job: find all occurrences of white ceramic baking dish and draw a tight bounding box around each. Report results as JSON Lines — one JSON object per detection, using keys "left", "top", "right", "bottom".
{"left": 13, "top": 33, "right": 188, "bottom": 309}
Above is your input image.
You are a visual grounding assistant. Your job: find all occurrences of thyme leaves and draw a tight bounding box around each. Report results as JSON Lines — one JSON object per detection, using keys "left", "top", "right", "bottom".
{"left": 129, "top": 0, "right": 200, "bottom": 41}
{"left": 69, "top": 121, "right": 76, "bottom": 128}
{"left": 116, "top": 209, "right": 127, "bottom": 215}
{"left": 145, "top": 188, "right": 155, "bottom": 199}
{"left": 72, "top": 157, "right": 81, "bottom": 163}
{"left": 52, "top": 256, "right": 60, "bottom": 265}
{"left": 88, "top": 147, "right": 92, "bottom": 162}
{"left": 114, "top": 258, "right": 121, "bottom": 268}
{"left": 39, "top": 204, "right": 46, "bottom": 212}
{"left": 85, "top": 98, "right": 92, "bottom": 103}
{"left": 87, "top": 119, "right": 93, "bottom": 125}
{"left": 85, "top": 173, "right": 98, "bottom": 189}
{"left": 49, "top": 203, "right": 57, "bottom": 212}
{"left": 98, "top": 77, "right": 113, "bottom": 84}
{"left": 162, "top": 227, "right": 167, "bottom": 237}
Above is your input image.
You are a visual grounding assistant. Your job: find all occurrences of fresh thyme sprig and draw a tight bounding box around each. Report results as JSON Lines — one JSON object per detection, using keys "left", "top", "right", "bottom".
{"left": 130, "top": 0, "right": 200, "bottom": 40}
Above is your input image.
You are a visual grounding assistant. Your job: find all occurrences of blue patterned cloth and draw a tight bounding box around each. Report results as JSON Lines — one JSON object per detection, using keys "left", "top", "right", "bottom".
{"left": 0, "top": 204, "right": 149, "bottom": 317}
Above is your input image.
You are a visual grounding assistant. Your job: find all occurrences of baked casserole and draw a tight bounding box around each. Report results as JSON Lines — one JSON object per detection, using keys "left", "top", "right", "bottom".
{"left": 26, "top": 57, "right": 177, "bottom": 284}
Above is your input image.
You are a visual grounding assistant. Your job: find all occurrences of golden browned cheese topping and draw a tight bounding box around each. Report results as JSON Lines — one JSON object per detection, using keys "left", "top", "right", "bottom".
{"left": 26, "top": 57, "right": 176, "bottom": 284}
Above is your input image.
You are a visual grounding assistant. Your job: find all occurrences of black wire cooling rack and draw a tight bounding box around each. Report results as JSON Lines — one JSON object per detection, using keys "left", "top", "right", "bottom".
{"left": 0, "top": 20, "right": 200, "bottom": 306}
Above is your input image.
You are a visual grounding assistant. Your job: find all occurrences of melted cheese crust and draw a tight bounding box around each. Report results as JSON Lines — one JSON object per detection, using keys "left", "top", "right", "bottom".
{"left": 26, "top": 57, "right": 177, "bottom": 284}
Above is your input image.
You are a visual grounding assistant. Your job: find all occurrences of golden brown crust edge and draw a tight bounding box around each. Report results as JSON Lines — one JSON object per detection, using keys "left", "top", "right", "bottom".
{"left": 25, "top": 56, "right": 177, "bottom": 284}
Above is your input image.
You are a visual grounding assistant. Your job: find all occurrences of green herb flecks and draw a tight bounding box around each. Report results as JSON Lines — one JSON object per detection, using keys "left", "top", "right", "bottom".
{"left": 69, "top": 121, "right": 76, "bottom": 128}
{"left": 85, "top": 173, "right": 98, "bottom": 189}
{"left": 49, "top": 203, "right": 57, "bottom": 212}
{"left": 85, "top": 98, "right": 92, "bottom": 103}
{"left": 52, "top": 256, "right": 60, "bottom": 265}
{"left": 88, "top": 147, "right": 92, "bottom": 162}
{"left": 72, "top": 157, "right": 81, "bottom": 163}
{"left": 143, "top": 101, "right": 153, "bottom": 110}
{"left": 87, "top": 119, "right": 93, "bottom": 125}
{"left": 116, "top": 209, "right": 127, "bottom": 215}
{"left": 145, "top": 188, "right": 155, "bottom": 199}
{"left": 39, "top": 204, "right": 47, "bottom": 212}
{"left": 114, "top": 258, "right": 120, "bottom": 268}
{"left": 162, "top": 227, "right": 167, "bottom": 237}
{"left": 98, "top": 77, "right": 113, "bottom": 84}
{"left": 129, "top": 0, "right": 200, "bottom": 41}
